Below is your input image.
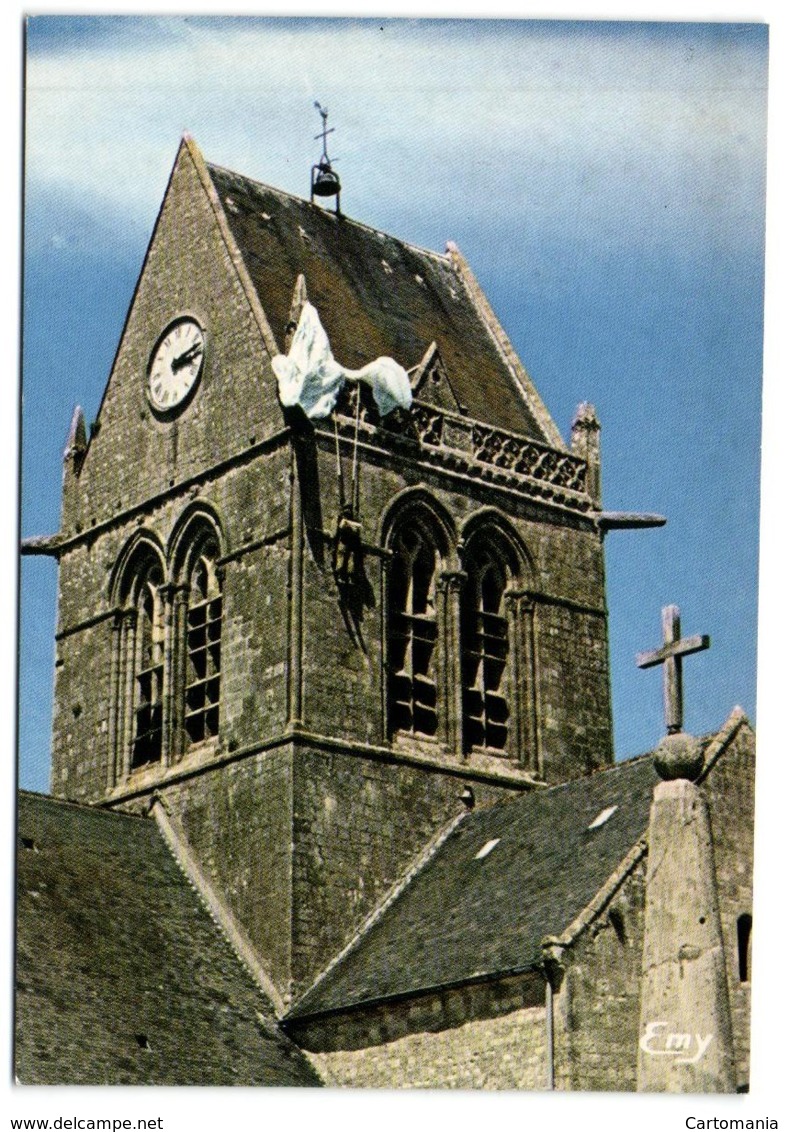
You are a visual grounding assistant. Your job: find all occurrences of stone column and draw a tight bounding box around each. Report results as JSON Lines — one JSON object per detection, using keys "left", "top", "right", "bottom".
{"left": 379, "top": 552, "right": 392, "bottom": 739}
{"left": 168, "top": 584, "right": 190, "bottom": 760}
{"left": 288, "top": 441, "right": 304, "bottom": 728}
{"left": 118, "top": 608, "right": 138, "bottom": 779}
{"left": 505, "top": 590, "right": 538, "bottom": 773}
{"left": 106, "top": 610, "right": 124, "bottom": 790}
{"left": 637, "top": 734, "right": 736, "bottom": 1092}
{"left": 160, "top": 582, "right": 186, "bottom": 764}
{"left": 436, "top": 570, "right": 465, "bottom": 756}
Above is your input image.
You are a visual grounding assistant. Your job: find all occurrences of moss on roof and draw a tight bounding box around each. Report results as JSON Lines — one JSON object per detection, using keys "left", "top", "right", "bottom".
{"left": 208, "top": 163, "right": 547, "bottom": 438}
{"left": 288, "top": 754, "right": 661, "bottom": 1021}
{"left": 15, "top": 792, "right": 321, "bottom": 1086}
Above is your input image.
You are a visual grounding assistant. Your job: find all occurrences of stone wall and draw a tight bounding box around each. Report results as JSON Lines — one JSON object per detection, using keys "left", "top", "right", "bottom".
{"left": 534, "top": 601, "right": 612, "bottom": 782}
{"left": 60, "top": 140, "right": 283, "bottom": 537}
{"left": 140, "top": 745, "right": 294, "bottom": 997}
{"left": 113, "top": 739, "right": 524, "bottom": 1001}
{"left": 296, "top": 973, "right": 548, "bottom": 1089}
{"left": 701, "top": 719, "right": 756, "bottom": 1090}
{"left": 296, "top": 434, "right": 613, "bottom": 783}
{"left": 51, "top": 446, "right": 292, "bottom": 800}
{"left": 51, "top": 616, "right": 115, "bottom": 797}
{"left": 552, "top": 860, "right": 646, "bottom": 1092}
{"left": 290, "top": 744, "right": 515, "bottom": 994}
{"left": 220, "top": 536, "right": 291, "bottom": 751}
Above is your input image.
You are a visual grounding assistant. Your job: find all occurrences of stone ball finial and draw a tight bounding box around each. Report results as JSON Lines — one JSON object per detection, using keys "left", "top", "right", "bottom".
{"left": 654, "top": 731, "right": 705, "bottom": 781}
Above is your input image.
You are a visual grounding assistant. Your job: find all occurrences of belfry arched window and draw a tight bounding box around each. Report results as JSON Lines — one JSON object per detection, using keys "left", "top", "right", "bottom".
{"left": 110, "top": 537, "right": 168, "bottom": 780}
{"left": 130, "top": 560, "right": 165, "bottom": 768}
{"left": 184, "top": 535, "right": 222, "bottom": 746}
{"left": 388, "top": 523, "right": 441, "bottom": 738}
{"left": 110, "top": 515, "right": 225, "bottom": 780}
{"left": 460, "top": 540, "right": 512, "bottom": 752}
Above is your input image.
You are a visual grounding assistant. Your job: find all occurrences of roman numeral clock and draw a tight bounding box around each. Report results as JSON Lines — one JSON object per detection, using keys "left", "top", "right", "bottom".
{"left": 147, "top": 316, "right": 206, "bottom": 413}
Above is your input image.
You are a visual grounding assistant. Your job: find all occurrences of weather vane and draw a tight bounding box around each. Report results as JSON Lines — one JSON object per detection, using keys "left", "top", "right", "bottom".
{"left": 311, "top": 102, "right": 342, "bottom": 213}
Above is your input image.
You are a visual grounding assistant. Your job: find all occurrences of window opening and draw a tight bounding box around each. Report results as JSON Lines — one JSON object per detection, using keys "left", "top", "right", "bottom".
{"left": 388, "top": 526, "right": 438, "bottom": 737}
{"left": 461, "top": 547, "right": 509, "bottom": 751}
{"left": 131, "top": 566, "right": 164, "bottom": 769}
{"left": 185, "top": 545, "right": 222, "bottom": 745}
{"left": 609, "top": 906, "right": 627, "bottom": 944}
{"left": 737, "top": 913, "right": 752, "bottom": 983}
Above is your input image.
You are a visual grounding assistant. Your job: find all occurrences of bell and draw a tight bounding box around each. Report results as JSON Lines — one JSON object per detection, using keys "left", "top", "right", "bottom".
{"left": 312, "top": 162, "right": 341, "bottom": 198}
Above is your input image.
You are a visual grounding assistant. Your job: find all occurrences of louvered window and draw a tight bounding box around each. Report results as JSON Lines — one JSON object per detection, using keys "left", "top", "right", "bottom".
{"left": 185, "top": 549, "right": 222, "bottom": 745}
{"left": 131, "top": 567, "right": 164, "bottom": 768}
{"left": 461, "top": 549, "right": 510, "bottom": 751}
{"left": 388, "top": 527, "right": 439, "bottom": 738}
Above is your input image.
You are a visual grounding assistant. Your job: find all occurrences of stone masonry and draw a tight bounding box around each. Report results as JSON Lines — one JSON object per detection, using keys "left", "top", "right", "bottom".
{"left": 20, "top": 136, "right": 756, "bottom": 1090}
{"left": 47, "top": 138, "right": 617, "bottom": 1003}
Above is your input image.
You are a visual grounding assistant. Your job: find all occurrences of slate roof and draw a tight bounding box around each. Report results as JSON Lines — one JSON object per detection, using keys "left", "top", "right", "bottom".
{"left": 207, "top": 161, "right": 547, "bottom": 438}
{"left": 15, "top": 792, "right": 321, "bottom": 1086}
{"left": 288, "top": 754, "right": 663, "bottom": 1021}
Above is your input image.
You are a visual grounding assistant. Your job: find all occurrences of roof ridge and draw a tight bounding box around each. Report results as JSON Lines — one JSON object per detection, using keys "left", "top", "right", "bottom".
{"left": 205, "top": 160, "right": 452, "bottom": 266}
{"left": 289, "top": 808, "right": 468, "bottom": 1018}
{"left": 187, "top": 142, "right": 281, "bottom": 358}
{"left": 543, "top": 837, "right": 649, "bottom": 959}
{"left": 696, "top": 705, "right": 750, "bottom": 783}
{"left": 150, "top": 796, "right": 288, "bottom": 1017}
{"left": 19, "top": 789, "right": 151, "bottom": 822}
{"left": 510, "top": 751, "right": 654, "bottom": 809}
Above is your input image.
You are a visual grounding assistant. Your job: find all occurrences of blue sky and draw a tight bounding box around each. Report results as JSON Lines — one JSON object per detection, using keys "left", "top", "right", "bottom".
{"left": 19, "top": 16, "right": 768, "bottom": 792}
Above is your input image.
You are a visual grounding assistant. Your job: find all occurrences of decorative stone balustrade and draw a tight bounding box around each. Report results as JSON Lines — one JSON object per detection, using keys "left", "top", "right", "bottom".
{"left": 333, "top": 393, "right": 592, "bottom": 514}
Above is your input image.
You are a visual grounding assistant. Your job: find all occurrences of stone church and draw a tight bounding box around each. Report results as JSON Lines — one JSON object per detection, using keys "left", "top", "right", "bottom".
{"left": 16, "top": 136, "right": 755, "bottom": 1090}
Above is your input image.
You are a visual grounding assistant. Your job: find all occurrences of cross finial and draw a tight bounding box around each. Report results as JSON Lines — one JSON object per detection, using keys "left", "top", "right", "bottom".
{"left": 313, "top": 101, "right": 335, "bottom": 163}
{"left": 311, "top": 102, "right": 341, "bottom": 212}
{"left": 636, "top": 605, "right": 710, "bottom": 734}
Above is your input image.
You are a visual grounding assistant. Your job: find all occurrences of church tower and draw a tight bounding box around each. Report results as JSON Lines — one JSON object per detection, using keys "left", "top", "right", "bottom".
{"left": 48, "top": 137, "right": 615, "bottom": 1002}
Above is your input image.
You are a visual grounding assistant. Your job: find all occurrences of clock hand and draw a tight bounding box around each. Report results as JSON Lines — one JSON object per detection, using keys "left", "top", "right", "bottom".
{"left": 171, "top": 343, "right": 203, "bottom": 372}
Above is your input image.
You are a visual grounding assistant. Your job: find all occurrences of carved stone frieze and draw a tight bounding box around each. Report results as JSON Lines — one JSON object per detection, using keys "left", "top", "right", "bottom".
{"left": 334, "top": 397, "right": 592, "bottom": 515}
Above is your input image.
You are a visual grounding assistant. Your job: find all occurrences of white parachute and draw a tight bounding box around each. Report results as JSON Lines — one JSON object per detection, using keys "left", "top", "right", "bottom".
{"left": 272, "top": 302, "right": 413, "bottom": 420}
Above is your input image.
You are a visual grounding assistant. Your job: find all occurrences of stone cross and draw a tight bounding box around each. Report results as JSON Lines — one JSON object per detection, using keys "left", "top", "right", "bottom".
{"left": 636, "top": 605, "right": 710, "bottom": 734}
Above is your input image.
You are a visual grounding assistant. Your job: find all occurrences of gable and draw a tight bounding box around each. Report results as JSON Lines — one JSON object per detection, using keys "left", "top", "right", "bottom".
{"left": 288, "top": 755, "right": 659, "bottom": 1021}
{"left": 15, "top": 792, "right": 321, "bottom": 1086}
{"left": 287, "top": 709, "right": 753, "bottom": 1024}
{"left": 71, "top": 138, "right": 283, "bottom": 521}
{"left": 410, "top": 343, "right": 464, "bottom": 413}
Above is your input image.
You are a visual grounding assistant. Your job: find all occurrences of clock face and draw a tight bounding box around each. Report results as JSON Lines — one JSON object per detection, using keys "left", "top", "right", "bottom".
{"left": 147, "top": 318, "right": 206, "bottom": 413}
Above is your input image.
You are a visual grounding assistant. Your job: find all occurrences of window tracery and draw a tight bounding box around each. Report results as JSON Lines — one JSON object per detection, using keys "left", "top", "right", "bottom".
{"left": 388, "top": 523, "right": 440, "bottom": 738}
{"left": 184, "top": 539, "right": 222, "bottom": 746}
{"left": 110, "top": 513, "right": 224, "bottom": 782}
{"left": 130, "top": 561, "right": 165, "bottom": 769}
{"left": 460, "top": 544, "right": 511, "bottom": 752}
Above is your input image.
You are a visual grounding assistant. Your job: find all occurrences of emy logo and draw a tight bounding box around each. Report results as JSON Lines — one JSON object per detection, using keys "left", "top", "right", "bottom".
{"left": 640, "top": 1021, "right": 713, "bottom": 1065}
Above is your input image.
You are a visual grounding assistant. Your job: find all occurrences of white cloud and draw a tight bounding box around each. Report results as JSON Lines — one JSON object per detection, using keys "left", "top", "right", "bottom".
{"left": 24, "top": 18, "right": 767, "bottom": 258}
